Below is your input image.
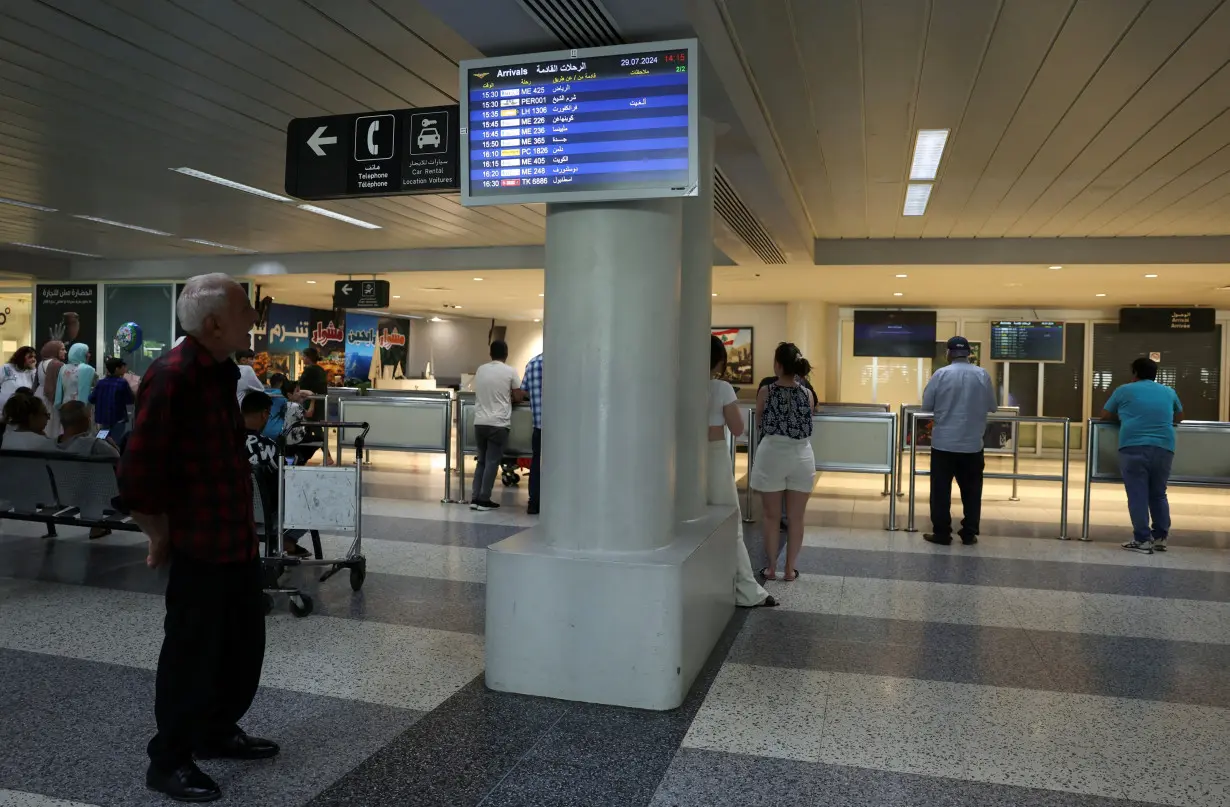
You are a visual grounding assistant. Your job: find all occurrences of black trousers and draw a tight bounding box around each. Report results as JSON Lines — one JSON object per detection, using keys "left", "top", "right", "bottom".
{"left": 148, "top": 556, "right": 266, "bottom": 770}
{"left": 929, "top": 449, "right": 985, "bottom": 539}
{"left": 529, "top": 428, "right": 541, "bottom": 507}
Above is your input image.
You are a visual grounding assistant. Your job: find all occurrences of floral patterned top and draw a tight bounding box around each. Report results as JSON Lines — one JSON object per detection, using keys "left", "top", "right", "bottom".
{"left": 760, "top": 383, "right": 813, "bottom": 439}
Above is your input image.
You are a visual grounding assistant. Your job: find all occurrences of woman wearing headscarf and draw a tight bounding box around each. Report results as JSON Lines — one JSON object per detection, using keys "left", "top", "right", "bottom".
{"left": 36, "top": 340, "right": 66, "bottom": 440}
{"left": 59, "top": 343, "right": 98, "bottom": 409}
{"left": 709, "top": 335, "right": 777, "bottom": 608}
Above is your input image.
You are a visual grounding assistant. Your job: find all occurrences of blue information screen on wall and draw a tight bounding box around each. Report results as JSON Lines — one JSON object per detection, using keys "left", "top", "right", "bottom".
{"left": 990, "top": 321, "right": 1066, "bottom": 362}
{"left": 460, "top": 39, "right": 698, "bottom": 206}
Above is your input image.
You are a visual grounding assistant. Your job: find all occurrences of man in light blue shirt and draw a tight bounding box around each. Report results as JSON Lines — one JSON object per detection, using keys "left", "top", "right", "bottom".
{"left": 1100, "top": 357, "right": 1184, "bottom": 555}
{"left": 922, "top": 336, "right": 998, "bottom": 546}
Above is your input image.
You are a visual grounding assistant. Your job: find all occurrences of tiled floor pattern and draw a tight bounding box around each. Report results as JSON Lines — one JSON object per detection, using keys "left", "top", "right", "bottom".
{"left": 1, "top": 456, "right": 1228, "bottom": 805}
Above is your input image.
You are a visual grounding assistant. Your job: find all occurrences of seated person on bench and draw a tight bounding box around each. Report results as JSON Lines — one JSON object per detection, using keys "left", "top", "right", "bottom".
{"left": 241, "top": 391, "right": 310, "bottom": 558}
{"left": 58, "top": 401, "right": 121, "bottom": 458}
{"left": 1, "top": 391, "right": 55, "bottom": 451}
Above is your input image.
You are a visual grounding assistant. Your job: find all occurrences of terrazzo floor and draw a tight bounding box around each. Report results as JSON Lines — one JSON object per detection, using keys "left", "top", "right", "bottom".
{"left": 1, "top": 453, "right": 1229, "bottom": 806}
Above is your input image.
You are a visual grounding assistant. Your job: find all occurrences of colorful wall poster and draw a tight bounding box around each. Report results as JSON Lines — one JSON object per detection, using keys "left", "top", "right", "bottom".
{"left": 376, "top": 316, "right": 410, "bottom": 379}
{"left": 34, "top": 284, "right": 98, "bottom": 356}
{"left": 712, "top": 326, "right": 754, "bottom": 385}
{"left": 344, "top": 313, "right": 378, "bottom": 382}
{"left": 257, "top": 302, "right": 311, "bottom": 379}
{"left": 309, "top": 308, "right": 346, "bottom": 385}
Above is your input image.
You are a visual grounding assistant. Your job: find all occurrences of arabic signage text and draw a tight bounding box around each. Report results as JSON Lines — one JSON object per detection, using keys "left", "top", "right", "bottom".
{"left": 1118, "top": 307, "right": 1215, "bottom": 334}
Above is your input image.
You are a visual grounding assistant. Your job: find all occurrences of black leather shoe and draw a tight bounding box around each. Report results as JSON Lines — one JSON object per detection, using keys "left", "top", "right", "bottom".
{"left": 146, "top": 762, "right": 221, "bottom": 802}
{"left": 923, "top": 533, "right": 952, "bottom": 546}
{"left": 961, "top": 535, "right": 979, "bottom": 545}
{"left": 527, "top": 503, "right": 540, "bottom": 515}
{"left": 196, "top": 732, "right": 280, "bottom": 761}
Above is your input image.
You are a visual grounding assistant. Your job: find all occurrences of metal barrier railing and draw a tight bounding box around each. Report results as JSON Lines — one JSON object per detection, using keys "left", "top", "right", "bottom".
{"left": 455, "top": 401, "right": 535, "bottom": 500}
{"left": 739, "top": 409, "right": 899, "bottom": 530}
{"left": 905, "top": 412, "right": 1071, "bottom": 539}
{"left": 897, "top": 404, "right": 1022, "bottom": 499}
{"left": 1081, "top": 418, "right": 1230, "bottom": 541}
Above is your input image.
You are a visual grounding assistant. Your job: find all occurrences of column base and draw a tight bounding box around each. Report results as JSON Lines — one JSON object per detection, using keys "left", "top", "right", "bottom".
{"left": 484, "top": 506, "right": 738, "bottom": 710}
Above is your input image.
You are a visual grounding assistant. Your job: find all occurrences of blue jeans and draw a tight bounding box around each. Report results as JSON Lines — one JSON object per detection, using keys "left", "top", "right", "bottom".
{"left": 1118, "top": 445, "right": 1174, "bottom": 543}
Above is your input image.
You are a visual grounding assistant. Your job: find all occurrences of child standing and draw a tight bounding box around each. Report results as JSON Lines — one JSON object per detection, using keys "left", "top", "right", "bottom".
{"left": 89, "top": 358, "right": 135, "bottom": 431}
{"left": 241, "top": 391, "right": 310, "bottom": 558}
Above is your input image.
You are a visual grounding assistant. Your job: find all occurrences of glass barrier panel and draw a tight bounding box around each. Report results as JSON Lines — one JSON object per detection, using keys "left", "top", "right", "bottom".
{"left": 1090, "top": 421, "right": 1230, "bottom": 482}
{"left": 811, "top": 416, "right": 894, "bottom": 473}
{"left": 339, "top": 399, "right": 449, "bottom": 452}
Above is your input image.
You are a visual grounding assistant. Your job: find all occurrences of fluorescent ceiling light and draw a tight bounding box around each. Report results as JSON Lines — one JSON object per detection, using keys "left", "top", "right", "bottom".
{"left": 73, "top": 215, "right": 172, "bottom": 236}
{"left": 10, "top": 242, "right": 100, "bottom": 258}
{"left": 183, "top": 237, "right": 255, "bottom": 253}
{"left": 0, "top": 197, "right": 57, "bottom": 213}
{"left": 1049, "top": 265, "right": 1063, "bottom": 270}
{"left": 895, "top": 273, "right": 908, "bottom": 278}
{"left": 473, "top": 277, "right": 484, "bottom": 281}
{"left": 170, "top": 167, "right": 292, "bottom": 203}
{"left": 296, "top": 205, "right": 381, "bottom": 229}
{"left": 1144, "top": 274, "right": 1158, "bottom": 278}
{"left": 306, "top": 280, "right": 317, "bottom": 284}
{"left": 893, "top": 292, "right": 904, "bottom": 297}
{"left": 1095, "top": 293, "right": 1107, "bottom": 297}
{"left": 902, "top": 184, "right": 933, "bottom": 216}
{"left": 909, "top": 129, "right": 949, "bottom": 181}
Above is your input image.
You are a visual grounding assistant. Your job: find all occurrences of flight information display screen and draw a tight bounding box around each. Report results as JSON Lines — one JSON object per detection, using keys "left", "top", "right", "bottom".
{"left": 460, "top": 40, "right": 698, "bottom": 206}
{"left": 990, "top": 321, "right": 1066, "bottom": 362}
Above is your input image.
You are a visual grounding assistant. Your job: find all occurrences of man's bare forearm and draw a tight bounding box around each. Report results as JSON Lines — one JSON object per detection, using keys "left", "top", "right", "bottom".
{"left": 131, "top": 511, "right": 170, "bottom": 542}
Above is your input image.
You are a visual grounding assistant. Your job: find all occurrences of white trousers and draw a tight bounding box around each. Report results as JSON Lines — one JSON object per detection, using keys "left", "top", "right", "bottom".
{"left": 707, "top": 439, "right": 769, "bottom": 607}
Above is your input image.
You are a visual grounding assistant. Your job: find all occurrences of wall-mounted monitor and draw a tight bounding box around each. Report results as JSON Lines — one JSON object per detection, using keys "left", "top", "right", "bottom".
{"left": 852, "top": 310, "right": 937, "bottom": 358}
{"left": 1118, "top": 307, "right": 1215, "bottom": 333}
{"left": 990, "top": 321, "right": 1066, "bottom": 362}
{"left": 459, "top": 39, "right": 698, "bottom": 207}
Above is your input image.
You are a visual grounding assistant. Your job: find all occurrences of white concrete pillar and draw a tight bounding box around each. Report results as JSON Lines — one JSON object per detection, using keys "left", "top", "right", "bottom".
{"left": 787, "top": 301, "right": 836, "bottom": 400}
{"left": 541, "top": 199, "right": 682, "bottom": 551}
{"left": 675, "top": 119, "right": 716, "bottom": 523}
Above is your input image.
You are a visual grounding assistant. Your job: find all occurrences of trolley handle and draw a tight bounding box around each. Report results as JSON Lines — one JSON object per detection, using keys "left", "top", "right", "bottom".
{"left": 327, "top": 420, "right": 371, "bottom": 451}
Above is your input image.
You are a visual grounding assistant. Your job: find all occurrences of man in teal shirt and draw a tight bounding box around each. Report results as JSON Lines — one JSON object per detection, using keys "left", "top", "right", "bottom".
{"left": 1100, "top": 358, "right": 1184, "bottom": 555}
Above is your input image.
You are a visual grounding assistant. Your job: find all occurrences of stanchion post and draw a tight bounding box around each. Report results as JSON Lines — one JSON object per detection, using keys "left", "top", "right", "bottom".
{"left": 1009, "top": 420, "right": 1020, "bottom": 502}
{"left": 456, "top": 401, "right": 467, "bottom": 502}
{"left": 906, "top": 413, "right": 919, "bottom": 532}
{"left": 442, "top": 403, "right": 455, "bottom": 504}
{"left": 1059, "top": 418, "right": 1070, "bottom": 540}
{"left": 887, "top": 412, "right": 898, "bottom": 531}
{"left": 742, "top": 409, "right": 756, "bottom": 524}
{"left": 1081, "top": 418, "right": 1094, "bottom": 541}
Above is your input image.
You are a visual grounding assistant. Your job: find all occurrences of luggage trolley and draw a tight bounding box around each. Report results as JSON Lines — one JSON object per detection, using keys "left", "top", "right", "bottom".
{"left": 262, "top": 421, "right": 370, "bottom": 618}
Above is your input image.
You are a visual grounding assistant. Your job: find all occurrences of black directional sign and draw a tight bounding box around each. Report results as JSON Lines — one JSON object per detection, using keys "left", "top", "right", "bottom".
{"left": 334, "top": 280, "right": 391, "bottom": 310}
{"left": 285, "top": 105, "right": 460, "bottom": 201}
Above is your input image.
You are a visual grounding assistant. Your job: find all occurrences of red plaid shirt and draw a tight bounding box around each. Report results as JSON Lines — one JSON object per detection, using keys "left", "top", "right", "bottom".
{"left": 118, "top": 336, "right": 257, "bottom": 564}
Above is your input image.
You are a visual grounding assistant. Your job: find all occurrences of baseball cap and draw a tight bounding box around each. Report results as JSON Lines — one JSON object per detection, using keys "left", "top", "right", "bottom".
{"left": 946, "top": 336, "right": 971, "bottom": 357}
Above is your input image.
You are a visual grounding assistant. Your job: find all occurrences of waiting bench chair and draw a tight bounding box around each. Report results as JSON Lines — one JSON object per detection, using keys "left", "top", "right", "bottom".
{"left": 0, "top": 449, "right": 139, "bottom": 534}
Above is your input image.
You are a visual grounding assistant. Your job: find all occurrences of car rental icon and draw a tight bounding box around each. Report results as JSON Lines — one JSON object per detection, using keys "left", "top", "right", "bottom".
{"left": 417, "top": 120, "right": 441, "bottom": 149}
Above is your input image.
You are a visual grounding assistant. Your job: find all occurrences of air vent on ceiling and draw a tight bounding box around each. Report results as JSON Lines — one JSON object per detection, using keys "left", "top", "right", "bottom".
{"left": 514, "top": 0, "right": 622, "bottom": 49}
{"left": 714, "top": 168, "right": 786, "bottom": 265}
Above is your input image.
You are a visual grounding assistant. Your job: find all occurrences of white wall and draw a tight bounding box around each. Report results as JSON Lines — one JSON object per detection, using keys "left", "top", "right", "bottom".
{"left": 711, "top": 304, "right": 788, "bottom": 393}
{"left": 502, "top": 321, "right": 543, "bottom": 375}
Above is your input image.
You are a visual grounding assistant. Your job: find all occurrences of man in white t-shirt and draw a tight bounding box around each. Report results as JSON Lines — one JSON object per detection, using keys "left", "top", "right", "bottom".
{"left": 471, "top": 340, "right": 524, "bottom": 511}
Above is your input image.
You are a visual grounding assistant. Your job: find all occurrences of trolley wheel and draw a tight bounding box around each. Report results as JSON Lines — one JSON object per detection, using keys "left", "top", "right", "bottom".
{"left": 289, "top": 594, "right": 314, "bottom": 618}
{"left": 350, "top": 562, "right": 366, "bottom": 592}
{"left": 502, "top": 471, "right": 520, "bottom": 486}
{"left": 262, "top": 593, "right": 274, "bottom": 615}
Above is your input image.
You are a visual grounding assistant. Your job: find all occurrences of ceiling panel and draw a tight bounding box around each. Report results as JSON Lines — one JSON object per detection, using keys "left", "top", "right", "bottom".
{"left": 0, "top": 0, "right": 544, "bottom": 262}
{"left": 730, "top": 0, "right": 1230, "bottom": 241}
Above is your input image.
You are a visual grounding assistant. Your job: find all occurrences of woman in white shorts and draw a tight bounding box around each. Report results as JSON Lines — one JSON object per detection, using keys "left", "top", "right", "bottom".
{"left": 751, "top": 342, "right": 816, "bottom": 581}
{"left": 708, "top": 336, "right": 776, "bottom": 608}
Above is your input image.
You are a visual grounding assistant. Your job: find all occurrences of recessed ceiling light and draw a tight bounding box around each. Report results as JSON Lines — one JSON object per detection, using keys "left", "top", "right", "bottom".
{"left": 0, "top": 197, "right": 57, "bottom": 213}
{"left": 10, "top": 242, "right": 100, "bottom": 258}
{"left": 902, "top": 184, "right": 933, "bottom": 216}
{"left": 893, "top": 292, "right": 904, "bottom": 297}
{"left": 533, "top": 318, "right": 541, "bottom": 322}
{"left": 73, "top": 215, "right": 172, "bottom": 236}
{"left": 538, "top": 293, "right": 545, "bottom": 297}
{"left": 1144, "top": 274, "right": 1158, "bottom": 278}
{"left": 306, "top": 280, "right": 317, "bottom": 284}
{"left": 1049, "top": 265, "right": 1063, "bottom": 270}
{"left": 183, "top": 238, "right": 255, "bottom": 253}
{"left": 453, "top": 305, "right": 463, "bottom": 309}
{"left": 909, "top": 129, "right": 949, "bottom": 181}
{"left": 430, "top": 316, "right": 444, "bottom": 322}
{"left": 712, "top": 292, "right": 718, "bottom": 297}
{"left": 473, "top": 277, "right": 484, "bottom": 281}
{"left": 895, "top": 273, "right": 908, "bottom": 278}
{"left": 1095, "top": 293, "right": 1107, "bottom": 297}
{"left": 296, "top": 204, "right": 381, "bottom": 229}
{"left": 393, "top": 295, "right": 401, "bottom": 299}
{"left": 170, "top": 167, "right": 293, "bottom": 203}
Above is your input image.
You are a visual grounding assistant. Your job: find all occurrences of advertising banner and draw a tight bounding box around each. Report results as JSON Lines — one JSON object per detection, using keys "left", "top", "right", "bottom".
{"left": 309, "top": 308, "right": 346, "bottom": 385}
{"left": 257, "top": 303, "right": 311, "bottom": 378}
{"left": 376, "top": 316, "right": 410, "bottom": 379}
{"left": 344, "top": 313, "right": 378, "bottom": 382}
{"left": 34, "top": 284, "right": 98, "bottom": 356}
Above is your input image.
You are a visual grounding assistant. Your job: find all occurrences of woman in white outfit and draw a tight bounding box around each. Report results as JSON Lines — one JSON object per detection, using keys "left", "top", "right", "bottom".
{"left": 35, "top": 341, "right": 66, "bottom": 441}
{"left": 751, "top": 343, "right": 816, "bottom": 582}
{"left": 0, "top": 346, "right": 38, "bottom": 413}
{"left": 708, "top": 335, "right": 776, "bottom": 608}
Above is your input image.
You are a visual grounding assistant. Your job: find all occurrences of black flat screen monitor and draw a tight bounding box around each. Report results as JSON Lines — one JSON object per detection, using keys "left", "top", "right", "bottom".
{"left": 852, "top": 311, "right": 937, "bottom": 358}
{"left": 990, "top": 321, "right": 1066, "bottom": 362}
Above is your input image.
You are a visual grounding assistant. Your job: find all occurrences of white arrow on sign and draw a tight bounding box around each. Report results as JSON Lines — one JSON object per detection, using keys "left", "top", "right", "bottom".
{"left": 307, "top": 126, "right": 337, "bottom": 157}
{"left": 341, "top": 283, "right": 353, "bottom": 295}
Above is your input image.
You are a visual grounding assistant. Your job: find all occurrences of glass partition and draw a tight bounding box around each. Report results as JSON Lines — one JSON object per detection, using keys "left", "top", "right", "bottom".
{"left": 103, "top": 284, "right": 173, "bottom": 376}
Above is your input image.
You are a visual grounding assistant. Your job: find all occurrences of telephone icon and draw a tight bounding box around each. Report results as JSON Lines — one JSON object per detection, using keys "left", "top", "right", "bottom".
{"left": 354, "top": 114, "right": 395, "bottom": 161}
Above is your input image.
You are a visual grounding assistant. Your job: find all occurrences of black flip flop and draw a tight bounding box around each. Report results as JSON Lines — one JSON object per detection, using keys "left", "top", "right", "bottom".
{"left": 759, "top": 567, "right": 777, "bottom": 581}
{"left": 782, "top": 570, "right": 801, "bottom": 582}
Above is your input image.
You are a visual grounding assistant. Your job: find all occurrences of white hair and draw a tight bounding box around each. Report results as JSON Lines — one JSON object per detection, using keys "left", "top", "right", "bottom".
{"left": 177, "top": 273, "right": 242, "bottom": 336}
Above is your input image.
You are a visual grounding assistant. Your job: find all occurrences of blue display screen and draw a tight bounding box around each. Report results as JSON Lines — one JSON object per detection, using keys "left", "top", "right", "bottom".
{"left": 463, "top": 46, "right": 693, "bottom": 202}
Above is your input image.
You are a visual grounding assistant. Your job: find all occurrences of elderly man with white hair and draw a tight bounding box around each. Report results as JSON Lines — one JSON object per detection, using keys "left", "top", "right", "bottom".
{"left": 118, "top": 273, "right": 275, "bottom": 802}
